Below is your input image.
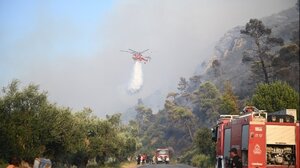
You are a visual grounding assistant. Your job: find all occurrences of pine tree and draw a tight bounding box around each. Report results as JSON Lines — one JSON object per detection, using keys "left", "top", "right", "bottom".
{"left": 241, "top": 19, "right": 284, "bottom": 84}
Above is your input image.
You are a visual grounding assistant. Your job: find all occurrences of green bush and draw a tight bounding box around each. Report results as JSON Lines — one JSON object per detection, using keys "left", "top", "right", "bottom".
{"left": 191, "top": 154, "right": 214, "bottom": 168}
{"left": 252, "top": 81, "right": 299, "bottom": 119}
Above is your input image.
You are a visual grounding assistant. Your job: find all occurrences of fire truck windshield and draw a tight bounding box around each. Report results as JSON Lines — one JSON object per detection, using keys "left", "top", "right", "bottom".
{"left": 157, "top": 149, "right": 168, "bottom": 155}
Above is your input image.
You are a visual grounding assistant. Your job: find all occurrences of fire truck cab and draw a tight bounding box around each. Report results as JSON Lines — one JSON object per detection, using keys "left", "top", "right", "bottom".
{"left": 212, "top": 106, "right": 299, "bottom": 168}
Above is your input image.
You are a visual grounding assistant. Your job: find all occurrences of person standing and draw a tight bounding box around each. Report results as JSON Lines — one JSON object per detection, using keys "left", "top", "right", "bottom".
{"left": 229, "top": 148, "right": 242, "bottom": 168}
{"left": 136, "top": 154, "right": 141, "bottom": 165}
{"left": 152, "top": 155, "right": 156, "bottom": 164}
{"left": 33, "top": 157, "right": 52, "bottom": 168}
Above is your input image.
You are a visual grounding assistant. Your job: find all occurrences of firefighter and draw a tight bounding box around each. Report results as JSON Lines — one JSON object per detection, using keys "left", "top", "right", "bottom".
{"left": 229, "top": 148, "right": 242, "bottom": 168}
{"left": 136, "top": 154, "right": 141, "bottom": 165}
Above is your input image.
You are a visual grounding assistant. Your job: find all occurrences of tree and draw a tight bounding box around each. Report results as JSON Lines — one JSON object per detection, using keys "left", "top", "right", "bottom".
{"left": 252, "top": 81, "right": 299, "bottom": 113}
{"left": 0, "top": 81, "right": 139, "bottom": 167}
{"left": 241, "top": 19, "right": 284, "bottom": 84}
{"left": 219, "top": 81, "right": 239, "bottom": 115}
{"left": 165, "top": 100, "right": 195, "bottom": 142}
{"left": 212, "top": 59, "right": 221, "bottom": 77}
{"left": 177, "top": 77, "right": 193, "bottom": 105}
{"left": 194, "top": 128, "right": 214, "bottom": 156}
{"left": 177, "top": 77, "right": 189, "bottom": 94}
{"left": 192, "top": 82, "right": 221, "bottom": 126}
{"left": 135, "top": 105, "right": 153, "bottom": 135}
{"left": 0, "top": 80, "right": 48, "bottom": 160}
{"left": 272, "top": 44, "right": 299, "bottom": 91}
{"left": 188, "top": 75, "right": 201, "bottom": 92}
{"left": 39, "top": 106, "right": 75, "bottom": 161}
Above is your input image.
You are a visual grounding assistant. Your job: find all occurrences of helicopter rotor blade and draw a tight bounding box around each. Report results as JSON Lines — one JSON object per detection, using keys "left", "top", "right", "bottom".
{"left": 140, "top": 49, "right": 149, "bottom": 53}
{"left": 128, "top": 49, "right": 138, "bottom": 53}
{"left": 120, "top": 50, "right": 130, "bottom": 52}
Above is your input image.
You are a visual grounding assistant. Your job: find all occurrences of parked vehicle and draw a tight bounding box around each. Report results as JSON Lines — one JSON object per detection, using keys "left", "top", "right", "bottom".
{"left": 155, "top": 148, "right": 170, "bottom": 164}
{"left": 212, "top": 106, "right": 300, "bottom": 168}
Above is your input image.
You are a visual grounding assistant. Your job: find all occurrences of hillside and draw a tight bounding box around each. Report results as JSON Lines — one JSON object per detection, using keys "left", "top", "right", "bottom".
{"left": 202, "top": 6, "right": 299, "bottom": 99}
{"left": 123, "top": 6, "right": 299, "bottom": 124}
{"left": 130, "top": 5, "right": 299, "bottom": 158}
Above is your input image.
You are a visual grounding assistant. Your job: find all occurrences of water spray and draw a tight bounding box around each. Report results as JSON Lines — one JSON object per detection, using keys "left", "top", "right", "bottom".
{"left": 128, "top": 61, "right": 143, "bottom": 93}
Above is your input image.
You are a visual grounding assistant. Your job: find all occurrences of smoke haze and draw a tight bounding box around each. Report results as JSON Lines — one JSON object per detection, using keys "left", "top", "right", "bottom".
{"left": 0, "top": 0, "right": 297, "bottom": 116}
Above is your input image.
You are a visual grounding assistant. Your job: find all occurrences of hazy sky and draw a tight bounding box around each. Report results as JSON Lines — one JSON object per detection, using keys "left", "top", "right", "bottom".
{"left": 0, "top": 0, "right": 297, "bottom": 116}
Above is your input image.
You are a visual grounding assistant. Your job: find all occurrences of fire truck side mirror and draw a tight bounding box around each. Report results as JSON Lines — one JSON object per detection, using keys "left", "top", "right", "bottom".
{"left": 211, "top": 127, "right": 217, "bottom": 142}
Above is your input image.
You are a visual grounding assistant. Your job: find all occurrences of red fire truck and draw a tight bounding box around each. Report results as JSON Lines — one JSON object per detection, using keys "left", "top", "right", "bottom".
{"left": 212, "top": 106, "right": 299, "bottom": 168}
{"left": 155, "top": 148, "right": 170, "bottom": 164}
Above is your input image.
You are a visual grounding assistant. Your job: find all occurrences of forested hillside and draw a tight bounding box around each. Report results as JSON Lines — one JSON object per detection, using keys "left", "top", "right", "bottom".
{"left": 131, "top": 4, "right": 299, "bottom": 167}
{"left": 204, "top": 6, "right": 299, "bottom": 97}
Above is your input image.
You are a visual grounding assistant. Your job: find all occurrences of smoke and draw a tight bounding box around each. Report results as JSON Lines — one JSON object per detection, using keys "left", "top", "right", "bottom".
{"left": 0, "top": 0, "right": 296, "bottom": 116}
{"left": 128, "top": 61, "right": 143, "bottom": 93}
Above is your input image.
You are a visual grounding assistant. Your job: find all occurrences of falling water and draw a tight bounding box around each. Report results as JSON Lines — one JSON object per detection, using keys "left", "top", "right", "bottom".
{"left": 128, "top": 61, "right": 143, "bottom": 93}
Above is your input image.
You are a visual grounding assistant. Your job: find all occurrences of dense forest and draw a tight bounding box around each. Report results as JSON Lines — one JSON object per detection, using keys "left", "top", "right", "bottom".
{"left": 0, "top": 2, "right": 299, "bottom": 168}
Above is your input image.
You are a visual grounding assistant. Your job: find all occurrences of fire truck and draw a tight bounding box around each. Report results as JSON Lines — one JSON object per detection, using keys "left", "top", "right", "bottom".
{"left": 211, "top": 106, "right": 299, "bottom": 168}
{"left": 155, "top": 148, "right": 170, "bottom": 164}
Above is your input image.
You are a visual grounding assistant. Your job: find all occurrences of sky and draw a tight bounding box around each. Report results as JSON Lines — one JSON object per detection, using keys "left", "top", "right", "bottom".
{"left": 0, "top": 0, "right": 297, "bottom": 116}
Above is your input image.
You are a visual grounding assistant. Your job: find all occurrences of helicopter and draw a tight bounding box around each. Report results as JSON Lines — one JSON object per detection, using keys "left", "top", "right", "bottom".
{"left": 121, "top": 49, "right": 151, "bottom": 64}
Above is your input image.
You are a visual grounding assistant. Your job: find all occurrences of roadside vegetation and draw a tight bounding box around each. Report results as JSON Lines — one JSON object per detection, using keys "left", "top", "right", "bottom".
{"left": 0, "top": 80, "right": 139, "bottom": 167}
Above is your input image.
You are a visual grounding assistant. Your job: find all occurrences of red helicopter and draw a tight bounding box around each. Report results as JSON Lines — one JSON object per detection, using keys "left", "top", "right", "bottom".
{"left": 121, "top": 49, "right": 151, "bottom": 64}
